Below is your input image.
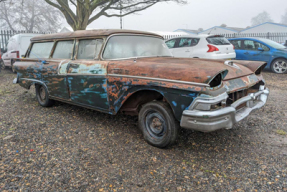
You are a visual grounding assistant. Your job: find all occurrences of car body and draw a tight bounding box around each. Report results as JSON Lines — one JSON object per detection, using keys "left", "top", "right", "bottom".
{"left": 229, "top": 37, "right": 287, "bottom": 73}
{"left": 2, "top": 33, "right": 41, "bottom": 72}
{"left": 165, "top": 35, "right": 236, "bottom": 60}
{"left": 13, "top": 29, "right": 269, "bottom": 148}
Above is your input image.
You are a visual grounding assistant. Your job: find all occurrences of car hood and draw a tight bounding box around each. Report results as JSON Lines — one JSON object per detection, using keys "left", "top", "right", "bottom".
{"left": 108, "top": 57, "right": 258, "bottom": 85}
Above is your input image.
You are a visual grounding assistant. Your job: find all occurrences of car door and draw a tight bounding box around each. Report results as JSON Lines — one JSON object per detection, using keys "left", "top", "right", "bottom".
{"left": 66, "top": 38, "right": 109, "bottom": 111}
{"left": 243, "top": 40, "right": 261, "bottom": 61}
{"left": 230, "top": 39, "right": 245, "bottom": 60}
{"left": 40, "top": 40, "right": 75, "bottom": 100}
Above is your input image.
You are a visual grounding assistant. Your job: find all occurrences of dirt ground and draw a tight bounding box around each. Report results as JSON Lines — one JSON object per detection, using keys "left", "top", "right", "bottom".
{"left": 0, "top": 68, "right": 287, "bottom": 191}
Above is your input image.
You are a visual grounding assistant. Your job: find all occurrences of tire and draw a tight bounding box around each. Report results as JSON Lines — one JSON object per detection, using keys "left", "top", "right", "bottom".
{"left": 271, "top": 58, "right": 287, "bottom": 74}
{"left": 11, "top": 60, "right": 16, "bottom": 73}
{"left": 36, "top": 84, "right": 54, "bottom": 107}
{"left": 138, "top": 101, "right": 179, "bottom": 148}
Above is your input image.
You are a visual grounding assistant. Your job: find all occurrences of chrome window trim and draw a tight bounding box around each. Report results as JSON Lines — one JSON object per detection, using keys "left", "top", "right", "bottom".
{"left": 100, "top": 34, "right": 172, "bottom": 61}
{"left": 108, "top": 74, "right": 210, "bottom": 87}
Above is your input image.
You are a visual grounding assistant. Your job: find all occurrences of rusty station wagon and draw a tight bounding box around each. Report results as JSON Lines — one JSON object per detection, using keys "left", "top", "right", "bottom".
{"left": 13, "top": 29, "right": 269, "bottom": 148}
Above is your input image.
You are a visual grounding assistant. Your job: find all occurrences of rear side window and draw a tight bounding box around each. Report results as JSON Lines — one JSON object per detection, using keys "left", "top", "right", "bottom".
{"left": 52, "top": 40, "right": 74, "bottom": 59}
{"left": 77, "top": 39, "right": 103, "bottom": 59}
{"left": 166, "top": 39, "right": 177, "bottom": 48}
{"left": 28, "top": 42, "right": 54, "bottom": 58}
{"left": 206, "top": 36, "right": 230, "bottom": 45}
{"left": 230, "top": 40, "right": 242, "bottom": 49}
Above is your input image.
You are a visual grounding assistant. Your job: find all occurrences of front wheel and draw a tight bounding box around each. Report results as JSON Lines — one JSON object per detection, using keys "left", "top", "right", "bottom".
{"left": 36, "top": 84, "right": 54, "bottom": 107}
{"left": 271, "top": 58, "right": 287, "bottom": 74}
{"left": 138, "top": 101, "right": 179, "bottom": 148}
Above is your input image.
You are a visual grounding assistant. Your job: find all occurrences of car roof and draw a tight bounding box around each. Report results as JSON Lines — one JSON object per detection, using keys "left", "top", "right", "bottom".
{"left": 165, "top": 34, "right": 225, "bottom": 41}
{"left": 228, "top": 37, "right": 267, "bottom": 41}
{"left": 31, "top": 29, "right": 163, "bottom": 41}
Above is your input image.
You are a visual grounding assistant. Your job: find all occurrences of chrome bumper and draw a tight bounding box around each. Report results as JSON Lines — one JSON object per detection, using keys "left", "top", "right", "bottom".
{"left": 180, "top": 85, "right": 269, "bottom": 132}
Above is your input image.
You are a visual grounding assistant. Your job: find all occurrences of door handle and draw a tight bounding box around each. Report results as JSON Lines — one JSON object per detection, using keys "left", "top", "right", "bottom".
{"left": 244, "top": 52, "right": 249, "bottom": 54}
{"left": 185, "top": 50, "right": 190, "bottom": 52}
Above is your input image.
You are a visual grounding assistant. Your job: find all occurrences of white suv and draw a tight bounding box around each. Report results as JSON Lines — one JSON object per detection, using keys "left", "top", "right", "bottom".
{"left": 165, "top": 35, "right": 236, "bottom": 60}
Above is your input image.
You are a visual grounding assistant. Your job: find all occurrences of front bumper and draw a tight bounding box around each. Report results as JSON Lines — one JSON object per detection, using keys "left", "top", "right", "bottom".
{"left": 180, "top": 85, "right": 269, "bottom": 132}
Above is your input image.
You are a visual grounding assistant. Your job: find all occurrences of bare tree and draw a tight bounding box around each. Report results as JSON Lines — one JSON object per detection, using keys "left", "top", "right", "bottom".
{"left": 281, "top": 9, "right": 287, "bottom": 25}
{"left": 44, "top": 0, "right": 187, "bottom": 31}
{"left": 0, "top": 0, "right": 63, "bottom": 32}
{"left": 251, "top": 11, "right": 273, "bottom": 26}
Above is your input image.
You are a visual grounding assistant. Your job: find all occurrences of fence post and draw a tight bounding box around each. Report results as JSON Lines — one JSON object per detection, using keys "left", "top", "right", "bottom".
{"left": 267, "top": 32, "right": 270, "bottom": 39}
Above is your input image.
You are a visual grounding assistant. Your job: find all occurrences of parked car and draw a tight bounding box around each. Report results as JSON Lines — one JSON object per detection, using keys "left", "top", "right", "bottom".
{"left": 13, "top": 30, "right": 269, "bottom": 148}
{"left": 2, "top": 33, "right": 41, "bottom": 72}
{"left": 165, "top": 35, "right": 236, "bottom": 60}
{"left": 229, "top": 38, "right": 287, "bottom": 74}
{"left": 0, "top": 49, "right": 4, "bottom": 72}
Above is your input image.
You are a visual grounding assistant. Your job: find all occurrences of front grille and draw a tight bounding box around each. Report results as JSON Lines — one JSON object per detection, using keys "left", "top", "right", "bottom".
{"left": 227, "top": 89, "right": 248, "bottom": 106}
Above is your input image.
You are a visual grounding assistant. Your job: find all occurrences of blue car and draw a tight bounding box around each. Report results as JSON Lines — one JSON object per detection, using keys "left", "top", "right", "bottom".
{"left": 229, "top": 38, "right": 287, "bottom": 74}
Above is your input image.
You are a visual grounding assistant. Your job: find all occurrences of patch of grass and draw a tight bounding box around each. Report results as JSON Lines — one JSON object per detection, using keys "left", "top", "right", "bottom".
{"left": 276, "top": 130, "right": 287, "bottom": 136}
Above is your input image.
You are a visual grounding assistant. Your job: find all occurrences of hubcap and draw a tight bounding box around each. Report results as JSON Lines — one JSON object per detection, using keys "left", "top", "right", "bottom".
{"left": 39, "top": 87, "right": 46, "bottom": 102}
{"left": 273, "top": 60, "right": 287, "bottom": 73}
{"left": 145, "top": 111, "right": 167, "bottom": 139}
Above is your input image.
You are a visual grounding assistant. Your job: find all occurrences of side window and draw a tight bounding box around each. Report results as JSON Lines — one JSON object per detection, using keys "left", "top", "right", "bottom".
{"left": 77, "top": 39, "right": 103, "bottom": 59}
{"left": 257, "top": 42, "right": 270, "bottom": 51}
{"left": 165, "top": 39, "right": 177, "bottom": 49}
{"left": 52, "top": 40, "right": 74, "bottom": 59}
{"left": 230, "top": 40, "right": 242, "bottom": 50}
{"left": 178, "top": 38, "right": 192, "bottom": 47}
{"left": 28, "top": 42, "right": 54, "bottom": 58}
{"left": 244, "top": 40, "right": 256, "bottom": 50}
{"left": 191, "top": 38, "right": 200, "bottom": 46}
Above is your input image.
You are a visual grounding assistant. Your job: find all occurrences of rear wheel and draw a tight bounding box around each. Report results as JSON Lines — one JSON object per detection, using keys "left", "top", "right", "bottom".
{"left": 138, "top": 101, "right": 179, "bottom": 148}
{"left": 271, "top": 58, "right": 287, "bottom": 74}
{"left": 36, "top": 84, "right": 54, "bottom": 107}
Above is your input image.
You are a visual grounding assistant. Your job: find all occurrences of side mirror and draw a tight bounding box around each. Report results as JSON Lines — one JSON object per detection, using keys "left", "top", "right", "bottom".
{"left": 258, "top": 47, "right": 264, "bottom": 51}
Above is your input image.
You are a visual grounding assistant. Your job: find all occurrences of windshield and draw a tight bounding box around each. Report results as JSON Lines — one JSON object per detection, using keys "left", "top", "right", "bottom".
{"left": 103, "top": 35, "right": 172, "bottom": 60}
{"left": 206, "top": 36, "right": 230, "bottom": 45}
{"left": 259, "top": 38, "right": 286, "bottom": 49}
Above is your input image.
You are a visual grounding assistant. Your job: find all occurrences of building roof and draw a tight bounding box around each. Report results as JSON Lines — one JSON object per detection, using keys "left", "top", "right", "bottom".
{"left": 31, "top": 29, "right": 163, "bottom": 41}
{"left": 240, "top": 22, "right": 287, "bottom": 32}
{"left": 225, "top": 27, "right": 246, "bottom": 32}
{"left": 174, "top": 29, "right": 199, "bottom": 34}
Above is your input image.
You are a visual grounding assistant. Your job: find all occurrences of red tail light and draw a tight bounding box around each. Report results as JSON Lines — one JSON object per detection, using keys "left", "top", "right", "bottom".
{"left": 207, "top": 44, "right": 219, "bottom": 52}
{"left": 11, "top": 51, "right": 19, "bottom": 58}
{"left": 232, "top": 45, "right": 235, "bottom": 50}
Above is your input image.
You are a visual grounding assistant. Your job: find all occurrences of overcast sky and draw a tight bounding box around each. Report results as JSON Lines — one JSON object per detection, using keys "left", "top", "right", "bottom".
{"left": 63, "top": 0, "right": 287, "bottom": 32}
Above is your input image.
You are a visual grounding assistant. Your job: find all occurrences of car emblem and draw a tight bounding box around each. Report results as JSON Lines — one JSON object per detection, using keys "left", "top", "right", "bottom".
{"left": 226, "top": 48, "right": 228, "bottom": 50}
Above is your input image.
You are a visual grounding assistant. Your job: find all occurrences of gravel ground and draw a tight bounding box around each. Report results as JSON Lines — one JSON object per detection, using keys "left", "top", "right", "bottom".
{"left": 0, "top": 68, "right": 287, "bottom": 191}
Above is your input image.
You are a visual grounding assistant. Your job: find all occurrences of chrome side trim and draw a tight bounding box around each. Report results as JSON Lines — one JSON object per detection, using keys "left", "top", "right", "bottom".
{"left": 108, "top": 74, "right": 210, "bottom": 87}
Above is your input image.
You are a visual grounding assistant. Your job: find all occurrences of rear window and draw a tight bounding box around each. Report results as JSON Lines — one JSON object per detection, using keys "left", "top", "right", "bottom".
{"left": 206, "top": 36, "right": 230, "bottom": 45}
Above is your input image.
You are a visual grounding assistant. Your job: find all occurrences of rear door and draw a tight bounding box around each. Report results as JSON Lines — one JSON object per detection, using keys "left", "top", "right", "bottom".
{"left": 66, "top": 38, "right": 109, "bottom": 111}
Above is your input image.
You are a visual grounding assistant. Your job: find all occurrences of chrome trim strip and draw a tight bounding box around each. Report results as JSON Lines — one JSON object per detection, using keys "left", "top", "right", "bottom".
{"left": 20, "top": 78, "right": 49, "bottom": 93}
{"left": 108, "top": 74, "right": 210, "bottom": 87}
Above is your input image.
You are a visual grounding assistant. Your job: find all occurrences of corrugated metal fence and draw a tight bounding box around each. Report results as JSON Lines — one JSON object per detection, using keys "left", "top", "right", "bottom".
{"left": 219, "top": 32, "right": 287, "bottom": 43}
{"left": 0, "top": 30, "right": 50, "bottom": 50}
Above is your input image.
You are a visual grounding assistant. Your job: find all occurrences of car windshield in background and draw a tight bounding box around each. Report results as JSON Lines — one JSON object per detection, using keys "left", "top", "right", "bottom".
{"left": 206, "top": 36, "right": 230, "bottom": 45}
{"left": 103, "top": 36, "right": 172, "bottom": 60}
{"left": 259, "top": 38, "right": 286, "bottom": 49}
